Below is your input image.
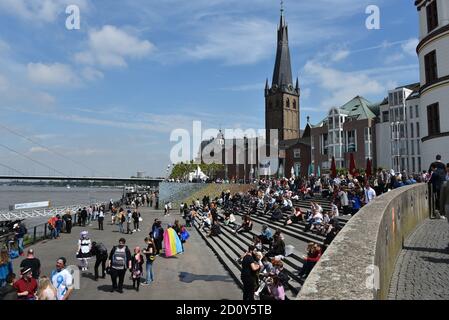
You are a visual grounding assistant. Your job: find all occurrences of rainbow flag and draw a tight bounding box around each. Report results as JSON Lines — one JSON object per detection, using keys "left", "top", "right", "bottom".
{"left": 163, "top": 228, "right": 183, "bottom": 257}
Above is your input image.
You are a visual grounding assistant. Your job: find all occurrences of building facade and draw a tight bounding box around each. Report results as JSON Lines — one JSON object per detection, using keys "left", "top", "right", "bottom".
{"left": 416, "top": 0, "right": 449, "bottom": 168}
{"left": 310, "top": 96, "right": 378, "bottom": 175}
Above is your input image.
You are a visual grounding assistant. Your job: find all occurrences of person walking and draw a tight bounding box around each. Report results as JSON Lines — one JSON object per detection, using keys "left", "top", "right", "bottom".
{"left": 126, "top": 209, "right": 132, "bottom": 235}
{"left": 152, "top": 220, "right": 164, "bottom": 255}
{"left": 142, "top": 238, "right": 156, "bottom": 285}
{"left": 108, "top": 238, "right": 132, "bottom": 293}
{"left": 19, "top": 249, "right": 40, "bottom": 280}
{"left": 62, "top": 210, "right": 73, "bottom": 234}
{"left": 76, "top": 231, "right": 92, "bottom": 271}
{"left": 98, "top": 209, "right": 105, "bottom": 231}
{"left": 132, "top": 210, "right": 141, "bottom": 233}
{"left": 131, "top": 247, "right": 144, "bottom": 291}
{"left": 91, "top": 242, "right": 108, "bottom": 281}
{"left": 13, "top": 222, "right": 27, "bottom": 256}
{"left": 50, "top": 257, "right": 74, "bottom": 300}
{"left": 80, "top": 207, "right": 88, "bottom": 227}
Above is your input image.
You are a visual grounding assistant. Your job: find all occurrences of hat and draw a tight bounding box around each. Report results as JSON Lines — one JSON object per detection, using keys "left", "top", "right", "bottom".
{"left": 13, "top": 223, "right": 19, "bottom": 229}
{"left": 21, "top": 267, "right": 32, "bottom": 275}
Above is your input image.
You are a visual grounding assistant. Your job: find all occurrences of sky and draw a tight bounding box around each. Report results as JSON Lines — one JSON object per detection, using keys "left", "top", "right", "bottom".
{"left": 0, "top": 0, "right": 420, "bottom": 178}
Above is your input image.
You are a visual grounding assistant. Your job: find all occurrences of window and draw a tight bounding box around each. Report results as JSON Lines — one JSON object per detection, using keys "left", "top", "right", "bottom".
{"left": 424, "top": 50, "right": 438, "bottom": 84}
{"left": 293, "top": 100, "right": 297, "bottom": 109}
{"left": 294, "top": 148, "right": 301, "bottom": 158}
{"left": 347, "top": 130, "right": 356, "bottom": 152}
{"left": 417, "top": 139, "right": 421, "bottom": 155}
{"left": 389, "top": 93, "right": 394, "bottom": 106}
{"left": 410, "top": 123, "right": 414, "bottom": 138}
{"left": 286, "top": 98, "right": 290, "bottom": 109}
{"left": 411, "top": 140, "right": 415, "bottom": 155}
{"left": 427, "top": 0, "right": 439, "bottom": 33}
{"left": 427, "top": 103, "right": 440, "bottom": 136}
{"left": 410, "top": 106, "right": 413, "bottom": 119}
{"left": 399, "top": 108, "right": 404, "bottom": 121}
{"left": 415, "top": 105, "right": 419, "bottom": 118}
{"left": 416, "top": 122, "right": 420, "bottom": 137}
{"left": 382, "top": 111, "right": 389, "bottom": 123}
{"left": 400, "top": 124, "right": 405, "bottom": 138}
{"left": 328, "top": 117, "right": 334, "bottom": 130}
{"left": 394, "top": 108, "right": 399, "bottom": 121}
{"left": 393, "top": 92, "right": 398, "bottom": 106}
{"left": 418, "top": 157, "right": 422, "bottom": 172}
{"left": 321, "top": 134, "right": 329, "bottom": 155}
{"left": 412, "top": 158, "right": 416, "bottom": 173}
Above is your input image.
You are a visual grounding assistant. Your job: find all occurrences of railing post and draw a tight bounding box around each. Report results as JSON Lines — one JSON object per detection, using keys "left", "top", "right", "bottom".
{"left": 33, "top": 226, "right": 36, "bottom": 244}
{"left": 44, "top": 223, "right": 47, "bottom": 239}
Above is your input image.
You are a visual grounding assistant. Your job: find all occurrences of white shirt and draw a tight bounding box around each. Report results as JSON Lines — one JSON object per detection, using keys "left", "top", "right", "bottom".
{"left": 51, "top": 269, "right": 73, "bottom": 300}
{"left": 339, "top": 191, "right": 349, "bottom": 206}
{"left": 364, "top": 187, "right": 376, "bottom": 204}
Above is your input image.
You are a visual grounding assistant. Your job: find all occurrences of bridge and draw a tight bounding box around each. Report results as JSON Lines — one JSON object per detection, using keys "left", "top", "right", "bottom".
{"left": 0, "top": 175, "right": 164, "bottom": 184}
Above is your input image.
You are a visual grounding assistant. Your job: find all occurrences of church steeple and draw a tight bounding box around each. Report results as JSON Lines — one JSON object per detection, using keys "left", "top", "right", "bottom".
{"left": 272, "top": 0, "right": 293, "bottom": 90}
{"left": 265, "top": 1, "right": 300, "bottom": 142}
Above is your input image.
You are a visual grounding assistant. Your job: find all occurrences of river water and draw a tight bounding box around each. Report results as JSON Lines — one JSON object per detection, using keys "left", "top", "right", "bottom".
{"left": 0, "top": 186, "right": 124, "bottom": 210}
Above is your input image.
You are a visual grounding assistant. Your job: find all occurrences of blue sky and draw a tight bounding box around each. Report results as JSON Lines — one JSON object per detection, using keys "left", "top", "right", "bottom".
{"left": 0, "top": 0, "right": 420, "bottom": 177}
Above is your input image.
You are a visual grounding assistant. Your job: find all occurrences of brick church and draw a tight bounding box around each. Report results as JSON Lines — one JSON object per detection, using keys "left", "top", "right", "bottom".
{"left": 198, "top": 6, "right": 312, "bottom": 181}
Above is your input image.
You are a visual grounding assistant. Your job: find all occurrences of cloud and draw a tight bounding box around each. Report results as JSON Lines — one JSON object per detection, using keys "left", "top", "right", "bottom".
{"left": 184, "top": 18, "right": 275, "bottom": 65}
{"left": 75, "top": 25, "right": 155, "bottom": 68}
{"left": 385, "top": 53, "right": 405, "bottom": 65}
{"left": 81, "top": 67, "right": 104, "bottom": 81}
{"left": 332, "top": 50, "right": 350, "bottom": 62}
{"left": 27, "top": 62, "right": 79, "bottom": 86}
{"left": 303, "top": 60, "right": 396, "bottom": 108}
{"left": 0, "top": 74, "right": 8, "bottom": 91}
{"left": 0, "top": 0, "right": 88, "bottom": 23}
{"left": 401, "top": 38, "right": 419, "bottom": 56}
{"left": 29, "top": 146, "right": 48, "bottom": 154}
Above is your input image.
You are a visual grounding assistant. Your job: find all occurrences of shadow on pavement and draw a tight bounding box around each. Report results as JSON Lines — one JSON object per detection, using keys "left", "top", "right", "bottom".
{"left": 403, "top": 246, "right": 449, "bottom": 254}
{"left": 421, "top": 256, "right": 449, "bottom": 264}
{"left": 179, "top": 272, "right": 234, "bottom": 283}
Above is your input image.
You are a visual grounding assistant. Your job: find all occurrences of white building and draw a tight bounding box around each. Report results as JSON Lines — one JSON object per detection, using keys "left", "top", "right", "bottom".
{"left": 416, "top": 0, "right": 449, "bottom": 168}
{"left": 376, "top": 84, "right": 422, "bottom": 174}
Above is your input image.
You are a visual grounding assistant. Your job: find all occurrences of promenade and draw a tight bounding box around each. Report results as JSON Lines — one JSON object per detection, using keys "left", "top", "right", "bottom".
{"left": 389, "top": 218, "right": 449, "bottom": 300}
{"left": 12, "top": 207, "right": 241, "bottom": 300}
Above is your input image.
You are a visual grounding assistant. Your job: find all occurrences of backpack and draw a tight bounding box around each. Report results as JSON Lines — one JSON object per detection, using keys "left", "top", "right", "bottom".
{"left": 97, "top": 243, "right": 108, "bottom": 255}
{"left": 111, "top": 246, "right": 127, "bottom": 270}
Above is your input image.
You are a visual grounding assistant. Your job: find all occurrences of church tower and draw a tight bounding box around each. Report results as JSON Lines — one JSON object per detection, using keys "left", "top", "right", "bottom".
{"left": 265, "top": 2, "right": 300, "bottom": 142}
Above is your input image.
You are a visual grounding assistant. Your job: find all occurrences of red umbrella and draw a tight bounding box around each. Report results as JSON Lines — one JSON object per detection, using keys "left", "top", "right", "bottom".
{"left": 366, "top": 158, "right": 372, "bottom": 178}
{"left": 330, "top": 156, "right": 337, "bottom": 179}
{"left": 349, "top": 153, "right": 356, "bottom": 176}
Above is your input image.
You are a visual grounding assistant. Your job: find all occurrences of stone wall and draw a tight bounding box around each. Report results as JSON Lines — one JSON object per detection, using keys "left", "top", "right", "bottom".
{"left": 298, "top": 183, "right": 430, "bottom": 300}
{"left": 159, "top": 182, "right": 253, "bottom": 208}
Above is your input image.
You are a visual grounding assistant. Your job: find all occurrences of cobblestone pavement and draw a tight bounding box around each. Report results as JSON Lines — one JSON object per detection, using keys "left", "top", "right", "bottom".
{"left": 389, "top": 218, "right": 449, "bottom": 300}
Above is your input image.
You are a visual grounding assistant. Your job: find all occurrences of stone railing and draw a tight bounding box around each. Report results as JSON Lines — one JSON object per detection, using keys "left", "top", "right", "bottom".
{"left": 298, "top": 183, "right": 430, "bottom": 300}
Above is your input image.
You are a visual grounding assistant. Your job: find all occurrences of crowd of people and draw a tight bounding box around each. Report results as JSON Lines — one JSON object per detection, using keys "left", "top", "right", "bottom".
{"left": 0, "top": 189, "right": 190, "bottom": 300}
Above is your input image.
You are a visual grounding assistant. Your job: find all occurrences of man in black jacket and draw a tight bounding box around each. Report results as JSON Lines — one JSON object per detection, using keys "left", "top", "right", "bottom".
{"left": 91, "top": 242, "right": 108, "bottom": 280}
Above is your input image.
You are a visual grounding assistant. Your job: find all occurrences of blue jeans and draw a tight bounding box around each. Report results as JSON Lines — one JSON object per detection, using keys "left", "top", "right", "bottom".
{"left": 145, "top": 262, "right": 154, "bottom": 283}
{"left": 18, "top": 238, "right": 24, "bottom": 253}
{"left": 118, "top": 223, "right": 124, "bottom": 233}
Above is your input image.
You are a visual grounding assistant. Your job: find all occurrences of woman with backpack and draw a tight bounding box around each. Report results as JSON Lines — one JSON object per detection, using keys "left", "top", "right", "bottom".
{"left": 131, "top": 247, "right": 144, "bottom": 292}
